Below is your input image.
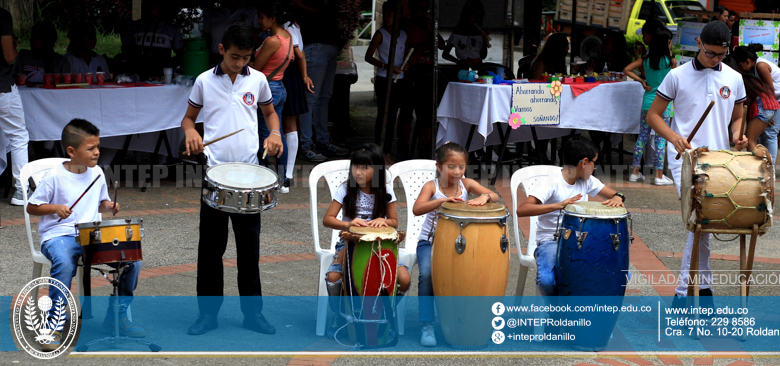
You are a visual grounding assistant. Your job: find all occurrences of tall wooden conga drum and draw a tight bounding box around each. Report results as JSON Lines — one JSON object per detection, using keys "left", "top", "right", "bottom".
{"left": 432, "top": 202, "right": 510, "bottom": 349}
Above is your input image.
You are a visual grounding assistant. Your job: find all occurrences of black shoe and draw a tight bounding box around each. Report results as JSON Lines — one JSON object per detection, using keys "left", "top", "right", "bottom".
{"left": 188, "top": 314, "right": 218, "bottom": 335}
{"left": 243, "top": 313, "right": 276, "bottom": 334}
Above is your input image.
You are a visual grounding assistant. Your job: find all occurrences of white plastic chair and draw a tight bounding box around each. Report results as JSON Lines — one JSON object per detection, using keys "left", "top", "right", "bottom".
{"left": 388, "top": 159, "right": 437, "bottom": 335}
{"left": 21, "top": 158, "right": 84, "bottom": 311}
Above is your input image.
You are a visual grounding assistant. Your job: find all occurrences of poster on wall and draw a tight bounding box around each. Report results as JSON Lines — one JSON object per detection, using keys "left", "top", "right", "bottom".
{"left": 510, "top": 84, "right": 561, "bottom": 126}
{"left": 676, "top": 22, "right": 705, "bottom": 51}
{"left": 756, "top": 51, "right": 779, "bottom": 65}
{"left": 739, "top": 19, "right": 780, "bottom": 50}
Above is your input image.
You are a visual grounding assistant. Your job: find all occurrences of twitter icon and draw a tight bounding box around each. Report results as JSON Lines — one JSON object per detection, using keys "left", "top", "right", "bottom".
{"left": 492, "top": 316, "right": 505, "bottom": 330}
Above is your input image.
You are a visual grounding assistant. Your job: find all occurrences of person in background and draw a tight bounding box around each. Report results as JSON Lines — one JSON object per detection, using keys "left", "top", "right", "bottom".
{"left": 635, "top": 19, "right": 663, "bottom": 59}
{"left": 530, "top": 32, "right": 569, "bottom": 163}
{"left": 590, "top": 31, "right": 630, "bottom": 159}
{"left": 442, "top": 0, "right": 489, "bottom": 67}
{"left": 121, "top": 0, "right": 184, "bottom": 80}
{"left": 64, "top": 23, "right": 110, "bottom": 77}
{"left": 13, "top": 21, "right": 70, "bottom": 83}
{"left": 714, "top": 5, "right": 729, "bottom": 24}
{"left": 727, "top": 10, "right": 737, "bottom": 32}
{"left": 294, "top": 0, "right": 350, "bottom": 161}
{"left": 0, "top": 7, "right": 29, "bottom": 206}
{"left": 203, "top": 0, "right": 262, "bottom": 65}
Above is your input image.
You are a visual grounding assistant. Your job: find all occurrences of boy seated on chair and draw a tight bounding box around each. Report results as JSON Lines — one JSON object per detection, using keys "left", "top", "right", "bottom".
{"left": 27, "top": 119, "right": 144, "bottom": 352}
{"left": 515, "top": 136, "right": 625, "bottom": 296}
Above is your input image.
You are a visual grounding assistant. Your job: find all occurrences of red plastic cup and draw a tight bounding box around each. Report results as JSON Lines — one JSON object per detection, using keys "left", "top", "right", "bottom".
{"left": 16, "top": 74, "right": 26, "bottom": 86}
{"left": 43, "top": 73, "right": 53, "bottom": 87}
{"left": 85, "top": 72, "right": 93, "bottom": 84}
{"left": 52, "top": 74, "right": 61, "bottom": 84}
{"left": 61, "top": 73, "right": 72, "bottom": 83}
{"left": 74, "top": 73, "right": 83, "bottom": 83}
{"left": 96, "top": 72, "right": 105, "bottom": 85}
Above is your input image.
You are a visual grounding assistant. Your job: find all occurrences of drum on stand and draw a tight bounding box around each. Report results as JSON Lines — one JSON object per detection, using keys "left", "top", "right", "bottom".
{"left": 555, "top": 201, "right": 631, "bottom": 350}
{"left": 76, "top": 218, "right": 144, "bottom": 264}
{"left": 432, "top": 202, "right": 510, "bottom": 349}
{"left": 202, "top": 163, "right": 280, "bottom": 213}
{"left": 340, "top": 226, "right": 405, "bottom": 348}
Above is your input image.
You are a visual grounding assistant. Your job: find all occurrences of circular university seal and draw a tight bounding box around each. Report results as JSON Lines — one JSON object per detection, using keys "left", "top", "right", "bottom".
{"left": 12, "top": 277, "right": 79, "bottom": 359}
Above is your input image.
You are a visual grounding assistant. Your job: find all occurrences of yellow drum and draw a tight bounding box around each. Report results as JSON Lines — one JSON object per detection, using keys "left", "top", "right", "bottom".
{"left": 681, "top": 147, "right": 774, "bottom": 233}
{"left": 432, "top": 202, "right": 510, "bottom": 349}
{"left": 75, "top": 218, "right": 144, "bottom": 265}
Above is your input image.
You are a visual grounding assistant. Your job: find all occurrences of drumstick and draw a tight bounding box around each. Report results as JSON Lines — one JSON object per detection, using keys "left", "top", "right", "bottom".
{"left": 262, "top": 147, "right": 268, "bottom": 160}
{"left": 393, "top": 47, "right": 414, "bottom": 83}
{"left": 112, "top": 181, "right": 118, "bottom": 216}
{"left": 675, "top": 101, "right": 715, "bottom": 160}
{"left": 57, "top": 174, "right": 101, "bottom": 222}
{"left": 739, "top": 104, "right": 748, "bottom": 148}
{"left": 203, "top": 129, "right": 244, "bottom": 147}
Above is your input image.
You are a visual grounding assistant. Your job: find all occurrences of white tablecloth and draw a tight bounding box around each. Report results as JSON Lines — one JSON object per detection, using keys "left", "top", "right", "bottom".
{"left": 436, "top": 82, "right": 645, "bottom": 151}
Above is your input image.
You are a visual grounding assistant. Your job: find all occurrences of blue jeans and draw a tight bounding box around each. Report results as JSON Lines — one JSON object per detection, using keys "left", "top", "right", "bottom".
{"left": 258, "top": 79, "right": 288, "bottom": 178}
{"left": 300, "top": 43, "right": 338, "bottom": 149}
{"left": 758, "top": 98, "right": 780, "bottom": 165}
{"left": 41, "top": 235, "right": 142, "bottom": 318}
{"left": 416, "top": 240, "right": 434, "bottom": 322}
{"left": 534, "top": 240, "right": 558, "bottom": 297}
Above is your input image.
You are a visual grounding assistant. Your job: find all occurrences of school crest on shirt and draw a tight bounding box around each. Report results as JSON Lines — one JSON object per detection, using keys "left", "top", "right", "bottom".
{"left": 719, "top": 86, "right": 731, "bottom": 99}
{"left": 243, "top": 92, "right": 255, "bottom": 105}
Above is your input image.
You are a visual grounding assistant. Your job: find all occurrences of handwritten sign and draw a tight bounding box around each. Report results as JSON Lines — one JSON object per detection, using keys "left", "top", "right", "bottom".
{"left": 676, "top": 22, "right": 705, "bottom": 52}
{"left": 739, "top": 19, "right": 780, "bottom": 50}
{"left": 511, "top": 84, "right": 561, "bottom": 126}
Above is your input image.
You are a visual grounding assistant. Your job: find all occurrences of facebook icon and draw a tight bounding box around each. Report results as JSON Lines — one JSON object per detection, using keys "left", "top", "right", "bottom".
{"left": 492, "top": 302, "right": 505, "bottom": 316}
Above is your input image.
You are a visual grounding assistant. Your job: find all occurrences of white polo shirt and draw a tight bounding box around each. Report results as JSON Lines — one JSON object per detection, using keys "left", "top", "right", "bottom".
{"left": 657, "top": 56, "right": 746, "bottom": 153}
{"left": 188, "top": 64, "right": 273, "bottom": 166}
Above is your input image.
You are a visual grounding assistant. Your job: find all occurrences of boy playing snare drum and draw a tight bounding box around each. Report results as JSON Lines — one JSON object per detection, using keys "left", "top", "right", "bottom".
{"left": 27, "top": 119, "right": 144, "bottom": 352}
{"left": 181, "top": 23, "right": 283, "bottom": 336}
{"left": 516, "top": 136, "right": 625, "bottom": 297}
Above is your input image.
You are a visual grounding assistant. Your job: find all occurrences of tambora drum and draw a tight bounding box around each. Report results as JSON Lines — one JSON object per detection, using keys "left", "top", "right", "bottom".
{"left": 681, "top": 147, "right": 774, "bottom": 233}
{"left": 202, "top": 163, "right": 279, "bottom": 214}
{"left": 555, "top": 201, "right": 631, "bottom": 350}
{"left": 76, "top": 218, "right": 144, "bottom": 265}
{"left": 339, "top": 226, "right": 405, "bottom": 348}
{"left": 432, "top": 202, "right": 510, "bottom": 349}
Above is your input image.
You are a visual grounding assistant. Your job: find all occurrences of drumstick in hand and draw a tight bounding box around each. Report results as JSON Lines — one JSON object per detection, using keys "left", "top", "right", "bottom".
{"left": 203, "top": 128, "right": 244, "bottom": 147}
{"left": 739, "top": 104, "right": 748, "bottom": 148}
{"left": 675, "top": 101, "right": 715, "bottom": 160}
{"left": 112, "top": 181, "right": 118, "bottom": 216}
{"left": 393, "top": 48, "right": 414, "bottom": 83}
{"left": 57, "top": 174, "right": 101, "bottom": 222}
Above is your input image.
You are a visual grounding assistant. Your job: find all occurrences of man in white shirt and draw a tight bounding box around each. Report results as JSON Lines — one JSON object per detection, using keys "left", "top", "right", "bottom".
{"left": 63, "top": 23, "right": 110, "bottom": 78}
{"left": 646, "top": 21, "right": 747, "bottom": 299}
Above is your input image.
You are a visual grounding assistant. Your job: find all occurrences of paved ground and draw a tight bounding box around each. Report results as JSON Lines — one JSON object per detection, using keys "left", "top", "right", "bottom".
{"left": 2, "top": 50, "right": 780, "bottom": 365}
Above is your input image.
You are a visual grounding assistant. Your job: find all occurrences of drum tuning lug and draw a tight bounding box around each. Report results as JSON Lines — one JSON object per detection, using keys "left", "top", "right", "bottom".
{"left": 455, "top": 235, "right": 466, "bottom": 254}
{"left": 575, "top": 231, "right": 587, "bottom": 249}
{"left": 610, "top": 233, "right": 621, "bottom": 250}
{"left": 91, "top": 229, "right": 102, "bottom": 243}
{"left": 126, "top": 227, "right": 133, "bottom": 241}
{"left": 500, "top": 234, "right": 508, "bottom": 253}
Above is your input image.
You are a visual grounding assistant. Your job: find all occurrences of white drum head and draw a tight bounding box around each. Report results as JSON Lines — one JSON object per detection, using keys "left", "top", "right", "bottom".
{"left": 206, "top": 163, "right": 278, "bottom": 189}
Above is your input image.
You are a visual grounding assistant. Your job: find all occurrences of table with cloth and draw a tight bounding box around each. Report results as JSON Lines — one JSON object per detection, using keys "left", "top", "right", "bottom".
{"left": 435, "top": 81, "right": 645, "bottom": 180}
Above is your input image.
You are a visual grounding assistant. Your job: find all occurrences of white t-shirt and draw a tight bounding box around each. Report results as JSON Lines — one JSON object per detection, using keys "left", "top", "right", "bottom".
{"left": 64, "top": 51, "right": 111, "bottom": 76}
{"left": 447, "top": 33, "right": 484, "bottom": 61}
{"left": 284, "top": 23, "right": 303, "bottom": 48}
{"left": 28, "top": 163, "right": 109, "bottom": 244}
{"left": 376, "top": 28, "right": 406, "bottom": 79}
{"left": 188, "top": 64, "right": 273, "bottom": 166}
{"left": 529, "top": 170, "right": 605, "bottom": 243}
{"left": 657, "top": 59, "right": 746, "bottom": 154}
{"left": 755, "top": 58, "right": 780, "bottom": 100}
{"left": 333, "top": 182, "right": 396, "bottom": 222}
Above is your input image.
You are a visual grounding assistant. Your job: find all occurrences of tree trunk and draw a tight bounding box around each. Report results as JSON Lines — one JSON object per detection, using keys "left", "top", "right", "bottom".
{"left": 0, "top": 0, "right": 36, "bottom": 31}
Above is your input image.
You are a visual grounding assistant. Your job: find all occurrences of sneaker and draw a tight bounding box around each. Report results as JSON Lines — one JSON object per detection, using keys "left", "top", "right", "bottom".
{"left": 103, "top": 316, "right": 146, "bottom": 338}
{"left": 10, "top": 189, "right": 25, "bottom": 206}
{"left": 302, "top": 146, "right": 326, "bottom": 162}
{"left": 628, "top": 172, "right": 645, "bottom": 182}
{"left": 326, "top": 314, "right": 345, "bottom": 339}
{"left": 280, "top": 179, "right": 290, "bottom": 194}
{"left": 317, "top": 143, "right": 349, "bottom": 156}
{"left": 654, "top": 175, "right": 674, "bottom": 186}
{"left": 40, "top": 330, "right": 61, "bottom": 352}
{"left": 420, "top": 324, "right": 437, "bottom": 347}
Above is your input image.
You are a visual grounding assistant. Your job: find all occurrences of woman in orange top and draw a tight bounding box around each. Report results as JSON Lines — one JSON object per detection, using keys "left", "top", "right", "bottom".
{"left": 251, "top": 1, "right": 294, "bottom": 187}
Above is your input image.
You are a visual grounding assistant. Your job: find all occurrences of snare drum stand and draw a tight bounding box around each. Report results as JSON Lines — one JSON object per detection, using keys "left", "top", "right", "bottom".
{"left": 75, "top": 261, "right": 161, "bottom": 352}
{"left": 687, "top": 223, "right": 759, "bottom": 341}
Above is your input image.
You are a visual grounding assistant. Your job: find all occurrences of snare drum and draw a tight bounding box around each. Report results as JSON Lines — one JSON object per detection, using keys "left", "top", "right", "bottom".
{"left": 202, "top": 163, "right": 279, "bottom": 214}
{"left": 76, "top": 218, "right": 144, "bottom": 265}
{"left": 681, "top": 148, "right": 774, "bottom": 233}
{"left": 432, "top": 202, "right": 510, "bottom": 349}
{"left": 339, "top": 226, "right": 405, "bottom": 347}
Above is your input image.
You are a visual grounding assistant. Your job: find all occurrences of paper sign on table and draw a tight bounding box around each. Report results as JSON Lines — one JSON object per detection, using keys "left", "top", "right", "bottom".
{"left": 511, "top": 83, "right": 561, "bottom": 126}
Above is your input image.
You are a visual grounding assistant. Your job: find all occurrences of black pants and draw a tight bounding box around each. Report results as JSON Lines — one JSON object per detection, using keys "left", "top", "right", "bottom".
{"left": 196, "top": 199, "right": 263, "bottom": 317}
{"left": 374, "top": 76, "right": 405, "bottom": 154}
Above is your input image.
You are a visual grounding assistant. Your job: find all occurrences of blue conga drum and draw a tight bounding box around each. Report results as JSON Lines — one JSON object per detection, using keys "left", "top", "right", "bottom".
{"left": 555, "top": 202, "right": 631, "bottom": 350}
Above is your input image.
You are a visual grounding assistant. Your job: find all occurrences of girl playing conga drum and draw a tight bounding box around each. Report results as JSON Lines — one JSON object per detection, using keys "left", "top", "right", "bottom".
{"left": 322, "top": 143, "right": 411, "bottom": 339}
{"left": 412, "top": 142, "right": 498, "bottom": 347}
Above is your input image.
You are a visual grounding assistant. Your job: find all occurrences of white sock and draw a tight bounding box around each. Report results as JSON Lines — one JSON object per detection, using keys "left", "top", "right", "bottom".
{"left": 285, "top": 131, "right": 298, "bottom": 180}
